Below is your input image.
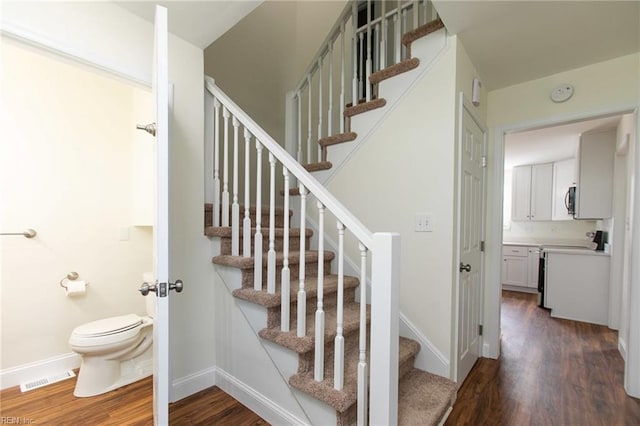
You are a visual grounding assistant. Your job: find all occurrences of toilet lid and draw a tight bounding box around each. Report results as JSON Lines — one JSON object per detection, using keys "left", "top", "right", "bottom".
{"left": 73, "top": 314, "right": 142, "bottom": 337}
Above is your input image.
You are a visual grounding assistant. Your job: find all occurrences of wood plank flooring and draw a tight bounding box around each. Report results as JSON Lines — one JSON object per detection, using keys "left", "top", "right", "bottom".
{"left": 0, "top": 375, "right": 267, "bottom": 425}
{"left": 446, "top": 290, "right": 640, "bottom": 425}
{"left": 3, "top": 291, "right": 639, "bottom": 425}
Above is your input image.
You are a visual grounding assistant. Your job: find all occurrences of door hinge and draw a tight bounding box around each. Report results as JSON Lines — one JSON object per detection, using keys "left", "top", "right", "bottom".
{"left": 481, "top": 156, "right": 487, "bottom": 168}
{"left": 478, "top": 324, "right": 483, "bottom": 336}
{"left": 480, "top": 241, "right": 485, "bottom": 252}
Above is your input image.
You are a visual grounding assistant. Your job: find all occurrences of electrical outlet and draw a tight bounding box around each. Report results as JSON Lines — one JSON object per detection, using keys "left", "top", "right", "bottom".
{"left": 415, "top": 213, "right": 433, "bottom": 232}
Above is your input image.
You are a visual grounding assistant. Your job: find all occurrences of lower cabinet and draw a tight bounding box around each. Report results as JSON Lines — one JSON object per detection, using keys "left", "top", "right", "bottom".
{"left": 502, "top": 245, "right": 540, "bottom": 291}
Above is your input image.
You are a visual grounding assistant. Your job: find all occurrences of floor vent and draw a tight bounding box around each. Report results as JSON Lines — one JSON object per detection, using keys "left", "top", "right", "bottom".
{"left": 20, "top": 370, "right": 76, "bottom": 392}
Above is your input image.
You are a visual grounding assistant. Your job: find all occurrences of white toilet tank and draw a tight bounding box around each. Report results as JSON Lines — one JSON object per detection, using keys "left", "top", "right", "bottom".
{"left": 142, "top": 272, "right": 156, "bottom": 318}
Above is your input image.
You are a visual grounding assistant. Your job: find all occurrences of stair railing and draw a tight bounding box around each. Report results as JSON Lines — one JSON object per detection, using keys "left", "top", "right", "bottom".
{"left": 206, "top": 76, "right": 401, "bottom": 426}
{"left": 285, "top": 0, "right": 438, "bottom": 166}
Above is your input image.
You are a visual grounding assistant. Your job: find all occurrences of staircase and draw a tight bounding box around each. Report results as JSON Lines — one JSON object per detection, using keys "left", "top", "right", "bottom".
{"left": 205, "top": 204, "right": 456, "bottom": 425}
{"left": 204, "top": 1, "right": 456, "bottom": 424}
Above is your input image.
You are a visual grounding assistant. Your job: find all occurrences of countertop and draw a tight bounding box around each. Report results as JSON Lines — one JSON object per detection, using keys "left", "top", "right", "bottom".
{"left": 503, "top": 240, "right": 610, "bottom": 256}
{"left": 543, "top": 247, "right": 610, "bottom": 257}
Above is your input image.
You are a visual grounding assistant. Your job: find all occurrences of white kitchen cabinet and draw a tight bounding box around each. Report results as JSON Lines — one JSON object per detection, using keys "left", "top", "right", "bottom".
{"left": 512, "top": 163, "right": 553, "bottom": 221}
{"left": 502, "top": 245, "right": 529, "bottom": 287}
{"left": 545, "top": 249, "right": 610, "bottom": 325}
{"left": 552, "top": 158, "right": 576, "bottom": 221}
{"left": 527, "top": 247, "right": 540, "bottom": 288}
{"left": 575, "top": 129, "right": 615, "bottom": 219}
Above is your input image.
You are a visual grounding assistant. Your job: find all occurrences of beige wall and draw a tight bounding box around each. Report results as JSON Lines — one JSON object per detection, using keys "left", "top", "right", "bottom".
{"left": 204, "top": 0, "right": 346, "bottom": 144}
{"left": 0, "top": 39, "right": 153, "bottom": 369}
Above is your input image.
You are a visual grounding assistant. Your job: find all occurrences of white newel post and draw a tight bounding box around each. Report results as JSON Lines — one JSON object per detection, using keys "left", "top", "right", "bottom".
{"left": 370, "top": 232, "right": 400, "bottom": 426}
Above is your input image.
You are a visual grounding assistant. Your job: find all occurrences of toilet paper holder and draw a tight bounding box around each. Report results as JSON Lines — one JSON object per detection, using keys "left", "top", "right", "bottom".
{"left": 60, "top": 272, "right": 89, "bottom": 289}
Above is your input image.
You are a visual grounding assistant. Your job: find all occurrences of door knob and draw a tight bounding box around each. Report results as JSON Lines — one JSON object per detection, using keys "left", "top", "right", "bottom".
{"left": 170, "top": 280, "right": 183, "bottom": 293}
{"left": 139, "top": 282, "right": 157, "bottom": 296}
{"left": 459, "top": 263, "right": 472, "bottom": 272}
{"left": 136, "top": 123, "right": 156, "bottom": 136}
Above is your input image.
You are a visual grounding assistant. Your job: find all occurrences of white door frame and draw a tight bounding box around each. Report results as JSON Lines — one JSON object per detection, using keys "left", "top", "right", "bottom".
{"left": 485, "top": 104, "right": 640, "bottom": 398}
{"left": 453, "top": 92, "right": 488, "bottom": 382}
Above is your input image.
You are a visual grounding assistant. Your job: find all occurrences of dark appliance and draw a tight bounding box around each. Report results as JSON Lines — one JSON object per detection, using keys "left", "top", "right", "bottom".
{"left": 592, "top": 230, "right": 605, "bottom": 251}
{"left": 537, "top": 250, "right": 547, "bottom": 308}
{"left": 564, "top": 186, "right": 576, "bottom": 216}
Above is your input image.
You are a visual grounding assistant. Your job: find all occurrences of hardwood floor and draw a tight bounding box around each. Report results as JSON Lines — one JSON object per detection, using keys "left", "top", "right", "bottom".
{"left": 4, "top": 291, "right": 639, "bottom": 425}
{"left": 0, "top": 375, "right": 267, "bottom": 425}
{"left": 446, "top": 290, "right": 640, "bottom": 425}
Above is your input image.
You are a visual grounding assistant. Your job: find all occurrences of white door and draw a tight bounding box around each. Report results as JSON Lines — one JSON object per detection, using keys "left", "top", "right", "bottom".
{"left": 138, "top": 6, "right": 172, "bottom": 425}
{"left": 456, "top": 99, "right": 486, "bottom": 384}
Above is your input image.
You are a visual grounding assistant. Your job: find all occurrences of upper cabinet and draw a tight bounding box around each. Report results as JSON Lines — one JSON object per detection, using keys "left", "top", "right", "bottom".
{"left": 575, "top": 129, "right": 615, "bottom": 219}
{"left": 512, "top": 163, "right": 553, "bottom": 221}
{"left": 552, "top": 158, "right": 576, "bottom": 221}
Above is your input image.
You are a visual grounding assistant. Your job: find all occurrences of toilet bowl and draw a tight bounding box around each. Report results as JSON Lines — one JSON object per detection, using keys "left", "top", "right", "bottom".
{"left": 70, "top": 274, "right": 155, "bottom": 397}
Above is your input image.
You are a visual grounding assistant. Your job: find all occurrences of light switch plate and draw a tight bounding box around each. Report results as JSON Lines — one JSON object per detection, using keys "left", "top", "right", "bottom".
{"left": 119, "top": 226, "right": 130, "bottom": 241}
{"left": 415, "top": 213, "right": 433, "bottom": 232}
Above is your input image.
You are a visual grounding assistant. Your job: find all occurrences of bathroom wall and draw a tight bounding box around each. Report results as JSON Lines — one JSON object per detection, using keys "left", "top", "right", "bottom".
{"left": 0, "top": 39, "right": 153, "bottom": 371}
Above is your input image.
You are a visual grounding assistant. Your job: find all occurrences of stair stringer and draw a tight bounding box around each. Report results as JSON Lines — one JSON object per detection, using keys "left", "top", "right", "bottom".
{"left": 301, "top": 214, "right": 451, "bottom": 379}
{"left": 310, "top": 28, "right": 451, "bottom": 186}
{"left": 214, "top": 263, "right": 339, "bottom": 426}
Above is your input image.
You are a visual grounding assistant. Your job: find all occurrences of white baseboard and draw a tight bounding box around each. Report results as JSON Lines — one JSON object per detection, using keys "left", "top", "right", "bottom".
{"left": 399, "top": 313, "right": 450, "bottom": 378}
{"left": 171, "top": 367, "right": 216, "bottom": 402}
{"left": 0, "top": 352, "right": 81, "bottom": 390}
{"left": 214, "top": 367, "right": 309, "bottom": 426}
{"left": 618, "top": 337, "right": 627, "bottom": 361}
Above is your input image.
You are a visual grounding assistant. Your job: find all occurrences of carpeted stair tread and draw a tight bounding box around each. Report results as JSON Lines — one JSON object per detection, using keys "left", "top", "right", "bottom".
{"left": 259, "top": 301, "right": 369, "bottom": 354}
{"left": 401, "top": 18, "right": 445, "bottom": 47}
{"left": 232, "top": 274, "right": 359, "bottom": 308}
{"left": 205, "top": 226, "right": 312, "bottom": 239}
{"left": 289, "top": 337, "right": 420, "bottom": 412}
{"left": 397, "top": 368, "right": 457, "bottom": 426}
{"left": 318, "top": 132, "right": 358, "bottom": 148}
{"left": 280, "top": 187, "right": 301, "bottom": 197}
{"left": 212, "top": 250, "right": 335, "bottom": 269}
{"left": 343, "top": 98, "right": 387, "bottom": 118}
{"left": 369, "top": 58, "right": 420, "bottom": 84}
{"left": 303, "top": 161, "right": 333, "bottom": 172}
{"left": 204, "top": 203, "right": 292, "bottom": 217}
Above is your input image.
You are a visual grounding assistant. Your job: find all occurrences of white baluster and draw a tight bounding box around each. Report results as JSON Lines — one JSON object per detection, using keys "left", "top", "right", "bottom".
{"left": 328, "top": 44, "right": 333, "bottom": 140}
{"left": 254, "top": 140, "right": 263, "bottom": 291}
{"left": 317, "top": 57, "right": 323, "bottom": 162}
{"left": 243, "top": 128, "right": 252, "bottom": 258}
{"left": 357, "top": 242, "right": 369, "bottom": 426}
{"left": 267, "top": 153, "right": 276, "bottom": 294}
{"left": 380, "top": 0, "right": 387, "bottom": 70}
{"left": 366, "top": 0, "right": 372, "bottom": 102}
{"left": 281, "top": 167, "right": 291, "bottom": 332}
{"left": 222, "top": 107, "right": 230, "bottom": 227}
{"left": 297, "top": 184, "right": 308, "bottom": 338}
{"left": 351, "top": 1, "right": 359, "bottom": 106}
{"left": 297, "top": 91, "right": 302, "bottom": 164}
{"left": 307, "top": 75, "right": 312, "bottom": 164}
{"left": 340, "top": 22, "right": 346, "bottom": 134}
{"left": 314, "top": 202, "right": 326, "bottom": 382}
{"left": 402, "top": 8, "right": 408, "bottom": 60}
{"left": 213, "top": 98, "right": 221, "bottom": 227}
{"left": 374, "top": 23, "right": 380, "bottom": 73}
{"left": 334, "top": 220, "right": 345, "bottom": 390}
{"left": 358, "top": 32, "right": 364, "bottom": 100}
{"left": 394, "top": 0, "right": 401, "bottom": 64}
{"left": 232, "top": 116, "right": 240, "bottom": 256}
{"left": 413, "top": 0, "right": 419, "bottom": 30}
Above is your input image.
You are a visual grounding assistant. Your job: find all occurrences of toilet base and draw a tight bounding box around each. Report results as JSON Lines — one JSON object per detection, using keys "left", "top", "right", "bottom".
{"left": 73, "top": 349, "right": 153, "bottom": 397}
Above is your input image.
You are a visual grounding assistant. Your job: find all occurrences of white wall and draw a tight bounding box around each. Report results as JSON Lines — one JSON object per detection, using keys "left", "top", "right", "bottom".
{"left": 1, "top": 2, "right": 211, "bottom": 398}
{"left": 0, "top": 38, "right": 153, "bottom": 371}
{"left": 485, "top": 52, "right": 640, "bottom": 362}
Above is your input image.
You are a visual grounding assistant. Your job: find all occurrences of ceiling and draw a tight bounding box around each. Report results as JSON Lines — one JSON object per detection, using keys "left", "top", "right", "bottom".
{"left": 435, "top": 0, "right": 640, "bottom": 90}
{"left": 504, "top": 114, "right": 623, "bottom": 170}
{"left": 113, "top": 1, "right": 262, "bottom": 49}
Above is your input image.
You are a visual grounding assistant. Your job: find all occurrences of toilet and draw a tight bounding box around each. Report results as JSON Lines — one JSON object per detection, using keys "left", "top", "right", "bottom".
{"left": 69, "top": 276, "right": 155, "bottom": 397}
